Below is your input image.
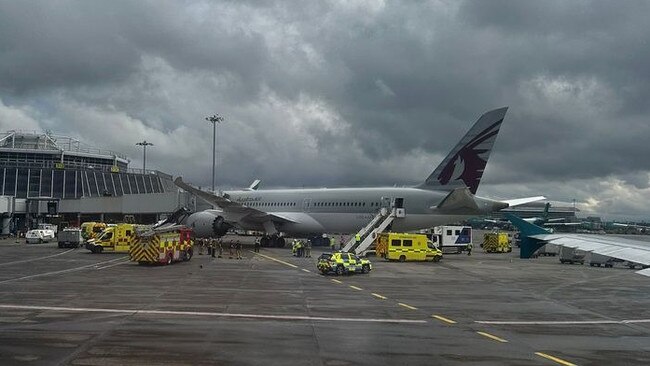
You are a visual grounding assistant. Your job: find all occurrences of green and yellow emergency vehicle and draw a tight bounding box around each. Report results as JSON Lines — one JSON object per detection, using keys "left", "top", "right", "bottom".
{"left": 85, "top": 223, "right": 138, "bottom": 253}
{"left": 80, "top": 221, "right": 107, "bottom": 240}
{"left": 375, "top": 232, "right": 442, "bottom": 262}
{"left": 482, "top": 232, "right": 512, "bottom": 253}
{"left": 317, "top": 252, "right": 372, "bottom": 275}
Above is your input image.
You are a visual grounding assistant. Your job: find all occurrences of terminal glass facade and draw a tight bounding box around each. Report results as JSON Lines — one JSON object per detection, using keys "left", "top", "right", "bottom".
{"left": 0, "top": 167, "right": 166, "bottom": 199}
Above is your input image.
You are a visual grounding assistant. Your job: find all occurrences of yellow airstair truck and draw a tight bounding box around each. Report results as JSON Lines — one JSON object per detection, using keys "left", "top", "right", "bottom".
{"left": 375, "top": 232, "right": 442, "bottom": 262}
{"left": 85, "top": 223, "right": 137, "bottom": 253}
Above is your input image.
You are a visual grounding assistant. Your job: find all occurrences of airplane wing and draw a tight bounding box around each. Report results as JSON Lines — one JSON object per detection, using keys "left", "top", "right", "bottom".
{"left": 543, "top": 222, "right": 583, "bottom": 226}
{"left": 174, "top": 177, "right": 296, "bottom": 224}
{"left": 501, "top": 196, "right": 547, "bottom": 207}
{"left": 507, "top": 214, "right": 650, "bottom": 277}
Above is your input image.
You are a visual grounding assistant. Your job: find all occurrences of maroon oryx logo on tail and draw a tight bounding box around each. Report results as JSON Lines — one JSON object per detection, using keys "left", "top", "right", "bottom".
{"left": 437, "top": 119, "right": 503, "bottom": 194}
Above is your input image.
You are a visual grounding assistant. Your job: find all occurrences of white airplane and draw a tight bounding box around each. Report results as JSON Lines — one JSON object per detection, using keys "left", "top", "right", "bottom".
{"left": 175, "top": 107, "right": 544, "bottom": 247}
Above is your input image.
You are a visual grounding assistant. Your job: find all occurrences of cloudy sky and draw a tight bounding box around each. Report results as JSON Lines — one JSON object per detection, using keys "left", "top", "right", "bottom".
{"left": 1, "top": 0, "right": 649, "bottom": 220}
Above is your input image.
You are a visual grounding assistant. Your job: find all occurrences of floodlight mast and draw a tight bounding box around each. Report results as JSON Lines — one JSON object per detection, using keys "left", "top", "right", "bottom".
{"left": 205, "top": 114, "right": 224, "bottom": 192}
{"left": 135, "top": 140, "right": 154, "bottom": 173}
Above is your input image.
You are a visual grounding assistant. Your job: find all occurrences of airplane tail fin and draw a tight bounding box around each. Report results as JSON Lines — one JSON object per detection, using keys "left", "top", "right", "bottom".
{"left": 418, "top": 107, "right": 508, "bottom": 194}
{"left": 505, "top": 213, "right": 550, "bottom": 259}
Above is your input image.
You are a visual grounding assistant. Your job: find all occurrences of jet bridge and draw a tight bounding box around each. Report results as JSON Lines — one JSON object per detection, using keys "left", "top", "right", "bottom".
{"left": 342, "top": 198, "right": 405, "bottom": 255}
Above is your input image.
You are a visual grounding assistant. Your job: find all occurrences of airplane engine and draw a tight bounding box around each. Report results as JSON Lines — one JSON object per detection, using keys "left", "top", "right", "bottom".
{"left": 211, "top": 216, "right": 230, "bottom": 237}
{"left": 184, "top": 211, "right": 232, "bottom": 238}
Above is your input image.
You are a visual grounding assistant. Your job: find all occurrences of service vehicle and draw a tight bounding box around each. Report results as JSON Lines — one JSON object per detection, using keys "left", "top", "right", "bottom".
{"left": 80, "top": 222, "right": 107, "bottom": 240}
{"left": 588, "top": 253, "right": 615, "bottom": 267}
{"left": 129, "top": 226, "right": 194, "bottom": 265}
{"left": 37, "top": 223, "right": 58, "bottom": 235}
{"left": 25, "top": 229, "right": 56, "bottom": 244}
{"left": 482, "top": 232, "right": 512, "bottom": 253}
{"left": 85, "top": 223, "right": 138, "bottom": 253}
{"left": 430, "top": 225, "right": 472, "bottom": 253}
{"left": 375, "top": 232, "right": 442, "bottom": 262}
{"left": 535, "top": 243, "right": 559, "bottom": 256}
{"left": 317, "top": 252, "right": 372, "bottom": 275}
{"left": 57, "top": 228, "right": 84, "bottom": 248}
{"left": 559, "top": 246, "right": 586, "bottom": 265}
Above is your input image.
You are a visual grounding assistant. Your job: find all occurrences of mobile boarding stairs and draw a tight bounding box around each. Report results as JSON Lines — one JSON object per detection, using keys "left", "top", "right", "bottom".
{"left": 342, "top": 200, "right": 406, "bottom": 255}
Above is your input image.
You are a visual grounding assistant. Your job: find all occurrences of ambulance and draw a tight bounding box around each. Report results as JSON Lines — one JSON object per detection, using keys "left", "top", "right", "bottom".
{"left": 375, "top": 233, "right": 442, "bottom": 262}
{"left": 85, "top": 223, "right": 137, "bottom": 253}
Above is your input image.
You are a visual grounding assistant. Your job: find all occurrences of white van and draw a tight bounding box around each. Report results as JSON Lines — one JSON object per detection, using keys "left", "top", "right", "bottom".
{"left": 25, "top": 229, "right": 56, "bottom": 244}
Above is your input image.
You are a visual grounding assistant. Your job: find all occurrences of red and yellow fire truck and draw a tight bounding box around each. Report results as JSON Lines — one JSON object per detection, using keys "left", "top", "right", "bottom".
{"left": 129, "top": 226, "right": 194, "bottom": 265}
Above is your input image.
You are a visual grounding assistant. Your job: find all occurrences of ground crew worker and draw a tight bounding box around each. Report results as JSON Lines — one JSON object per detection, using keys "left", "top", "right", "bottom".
{"left": 467, "top": 242, "right": 473, "bottom": 256}
{"left": 217, "top": 239, "right": 223, "bottom": 258}
{"left": 330, "top": 237, "right": 336, "bottom": 252}
{"left": 211, "top": 238, "right": 216, "bottom": 258}
{"left": 254, "top": 237, "right": 260, "bottom": 253}
{"left": 305, "top": 239, "right": 312, "bottom": 258}
{"left": 296, "top": 240, "right": 303, "bottom": 257}
{"left": 339, "top": 235, "right": 345, "bottom": 250}
{"left": 236, "top": 240, "right": 243, "bottom": 259}
{"left": 228, "top": 240, "right": 234, "bottom": 259}
{"left": 355, "top": 233, "right": 361, "bottom": 245}
{"left": 198, "top": 238, "right": 204, "bottom": 255}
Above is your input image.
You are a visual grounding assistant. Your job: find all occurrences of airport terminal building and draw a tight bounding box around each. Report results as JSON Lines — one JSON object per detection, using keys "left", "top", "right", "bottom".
{"left": 0, "top": 130, "right": 193, "bottom": 234}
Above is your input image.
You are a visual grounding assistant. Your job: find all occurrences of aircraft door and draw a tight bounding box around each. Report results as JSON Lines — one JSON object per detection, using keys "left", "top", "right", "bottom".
{"left": 380, "top": 197, "right": 391, "bottom": 209}
{"left": 302, "top": 198, "right": 311, "bottom": 212}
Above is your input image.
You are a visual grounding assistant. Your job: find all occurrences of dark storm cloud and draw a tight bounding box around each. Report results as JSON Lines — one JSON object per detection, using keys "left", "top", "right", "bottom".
{"left": 0, "top": 0, "right": 649, "bottom": 219}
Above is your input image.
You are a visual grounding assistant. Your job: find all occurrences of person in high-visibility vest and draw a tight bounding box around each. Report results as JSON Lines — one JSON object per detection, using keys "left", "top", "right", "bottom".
{"left": 355, "top": 233, "right": 361, "bottom": 245}
{"left": 330, "top": 237, "right": 336, "bottom": 252}
{"left": 467, "top": 242, "right": 473, "bottom": 256}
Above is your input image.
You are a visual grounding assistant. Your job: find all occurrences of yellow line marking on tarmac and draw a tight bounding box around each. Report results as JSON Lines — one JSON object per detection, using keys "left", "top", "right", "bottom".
{"left": 476, "top": 331, "right": 508, "bottom": 343}
{"left": 534, "top": 352, "right": 577, "bottom": 366}
{"left": 349, "top": 285, "right": 363, "bottom": 291}
{"left": 371, "top": 293, "right": 387, "bottom": 300}
{"left": 252, "top": 252, "right": 298, "bottom": 268}
{"left": 432, "top": 315, "right": 457, "bottom": 324}
{"left": 301, "top": 268, "right": 311, "bottom": 273}
{"left": 331, "top": 279, "right": 343, "bottom": 284}
{"left": 398, "top": 303, "right": 418, "bottom": 310}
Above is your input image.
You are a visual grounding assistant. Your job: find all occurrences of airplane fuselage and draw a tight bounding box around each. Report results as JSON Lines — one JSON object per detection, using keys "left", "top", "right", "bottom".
{"left": 201, "top": 186, "right": 501, "bottom": 235}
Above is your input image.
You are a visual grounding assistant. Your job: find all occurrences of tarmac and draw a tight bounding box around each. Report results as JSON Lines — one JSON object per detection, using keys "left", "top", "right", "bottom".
{"left": 0, "top": 234, "right": 649, "bottom": 365}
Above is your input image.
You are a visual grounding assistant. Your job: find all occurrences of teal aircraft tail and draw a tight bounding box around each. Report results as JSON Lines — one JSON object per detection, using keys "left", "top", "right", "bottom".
{"left": 505, "top": 213, "right": 551, "bottom": 259}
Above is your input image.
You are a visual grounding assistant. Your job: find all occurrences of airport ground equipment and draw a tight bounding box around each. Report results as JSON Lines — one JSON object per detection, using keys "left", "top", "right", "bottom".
{"left": 559, "top": 246, "right": 586, "bottom": 265}
{"left": 482, "top": 232, "right": 512, "bottom": 253}
{"left": 317, "top": 252, "right": 372, "bottom": 275}
{"left": 430, "top": 225, "right": 472, "bottom": 253}
{"left": 25, "top": 229, "right": 56, "bottom": 244}
{"left": 342, "top": 206, "right": 401, "bottom": 255}
{"left": 57, "top": 228, "right": 84, "bottom": 248}
{"left": 80, "top": 222, "right": 107, "bottom": 240}
{"left": 129, "top": 225, "right": 194, "bottom": 265}
{"left": 588, "top": 253, "right": 615, "bottom": 267}
{"left": 85, "top": 223, "right": 138, "bottom": 253}
{"left": 535, "top": 243, "right": 559, "bottom": 256}
{"left": 375, "top": 232, "right": 442, "bottom": 262}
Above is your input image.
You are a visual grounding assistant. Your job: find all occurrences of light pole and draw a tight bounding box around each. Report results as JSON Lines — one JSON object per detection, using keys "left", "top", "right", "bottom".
{"left": 205, "top": 114, "right": 224, "bottom": 192}
{"left": 135, "top": 140, "right": 154, "bottom": 173}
